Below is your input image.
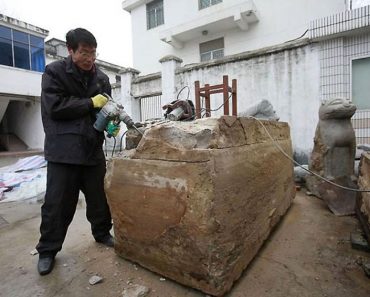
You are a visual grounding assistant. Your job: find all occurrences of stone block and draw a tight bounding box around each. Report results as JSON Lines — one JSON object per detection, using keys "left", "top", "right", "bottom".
{"left": 357, "top": 152, "right": 370, "bottom": 244}
{"left": 105, "top": 116, "right": 295, "bottom": 296}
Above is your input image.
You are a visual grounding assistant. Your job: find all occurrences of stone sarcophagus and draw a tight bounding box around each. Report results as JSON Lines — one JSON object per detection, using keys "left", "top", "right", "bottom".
{"left": 105, "top": 116, "right": 295, "bottom": 296}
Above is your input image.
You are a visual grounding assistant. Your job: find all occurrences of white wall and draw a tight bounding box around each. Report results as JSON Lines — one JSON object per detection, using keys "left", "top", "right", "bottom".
{"left": 175, "top": 44, "right": 321, "bottom": 160}
{"left": 7, "top": 100, "right": 44, "bottom": 149}
{"left": 0, "top": 65, "right": 42, "bottom": 96}
{"left": 0, "top": 65, "right": 43, "bottom": 147}
{"left": 121, "top": 41, "right": 321, "bottom": 160}
{"left": 0, "top": 100, "right": 9, "bottom": 125}
{"left": 129, "top": 0, "right": 346, "bottom": 74}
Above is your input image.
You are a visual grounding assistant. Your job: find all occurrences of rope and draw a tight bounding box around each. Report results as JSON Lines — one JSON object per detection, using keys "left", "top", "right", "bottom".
{"left": 249, "top": 116, "right": 370, "bottom": 193}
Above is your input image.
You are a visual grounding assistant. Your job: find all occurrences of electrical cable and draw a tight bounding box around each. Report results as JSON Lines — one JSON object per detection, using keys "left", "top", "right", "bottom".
{"left": 249, "top": 116, "right": 370, "bottom": 193}
{"left": 119, "top": 130, "right": 128, "bottom": 152}
{"left": 284, "top": 29, "right": 309, "bottom": 43}
{"left": 177, "top": 85, "right": 190, "bottom": 100}
{"left": 200, "top": 93, "right": 233, "bottom": 117}
{"left": 111, "top": 136, "right": 117, "bottom": 158}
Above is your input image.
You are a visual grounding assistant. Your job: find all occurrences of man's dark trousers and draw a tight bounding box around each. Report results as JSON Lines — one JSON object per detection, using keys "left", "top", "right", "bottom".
{"left": 36, "top": 161, "right": 112, "bottom": 256}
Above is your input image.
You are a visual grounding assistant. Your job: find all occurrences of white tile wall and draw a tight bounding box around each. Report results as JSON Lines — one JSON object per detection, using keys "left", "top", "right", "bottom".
{"left": 319, "top": 33, "right": 370, "bottom": 101}
{"left": 309, "top": 5, "right": 370, "bottom": 39}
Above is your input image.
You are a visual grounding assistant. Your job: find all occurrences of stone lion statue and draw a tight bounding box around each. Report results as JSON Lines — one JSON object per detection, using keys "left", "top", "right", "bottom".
{"left": 310, "top": 98, "right": 357, "bottom": 180}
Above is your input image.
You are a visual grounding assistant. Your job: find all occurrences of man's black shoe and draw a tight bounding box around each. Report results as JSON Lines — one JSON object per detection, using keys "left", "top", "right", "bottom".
{"left": 96, "top": 234, "right": 114, "bottom": 247}
{"left": 38, "top": 256, "right": 55, "bottom": 276}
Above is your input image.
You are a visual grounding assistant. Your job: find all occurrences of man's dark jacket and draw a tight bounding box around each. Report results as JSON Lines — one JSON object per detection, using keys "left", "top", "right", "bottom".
{"left": 41, "top": 56, "right": 111, "bottom": 165}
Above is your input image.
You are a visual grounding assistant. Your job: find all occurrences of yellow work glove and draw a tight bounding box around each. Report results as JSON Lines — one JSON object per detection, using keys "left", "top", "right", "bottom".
{"left": 91, "top": 94, "right": 108, "bottom": 108}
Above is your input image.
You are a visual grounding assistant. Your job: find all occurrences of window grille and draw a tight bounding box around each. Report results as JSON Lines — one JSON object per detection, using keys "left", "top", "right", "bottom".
{"left": 147, "top": 0, "right": 164, "bottom": 30}
{"left": 200, "top": 38, "right": 224, "bottom": 62}
{"left": 199, "top": 0, "right": 222, "bottom": 10}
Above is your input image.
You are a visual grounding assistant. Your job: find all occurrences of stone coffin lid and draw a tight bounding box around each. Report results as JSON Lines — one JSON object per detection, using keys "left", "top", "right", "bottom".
{"left": 131, "top": 116, "right": 290, "bottom": 162}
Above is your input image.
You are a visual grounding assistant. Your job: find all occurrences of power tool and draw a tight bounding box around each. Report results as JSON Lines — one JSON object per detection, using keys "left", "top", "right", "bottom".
{"left": 93, "top": 93, "right": 142, "bottom": 137}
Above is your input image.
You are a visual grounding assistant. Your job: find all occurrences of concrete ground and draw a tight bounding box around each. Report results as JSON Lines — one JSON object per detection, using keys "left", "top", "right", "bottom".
{"left": 0, "top": 189, "right": 369, "bottom": 297}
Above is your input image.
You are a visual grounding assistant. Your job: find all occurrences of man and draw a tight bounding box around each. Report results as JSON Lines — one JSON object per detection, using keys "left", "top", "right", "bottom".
{"left": 36, "top": 28, "right": 116, "bottom": 276}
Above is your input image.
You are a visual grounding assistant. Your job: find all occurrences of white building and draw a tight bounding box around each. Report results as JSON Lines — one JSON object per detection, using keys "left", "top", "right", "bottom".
{"left": 122, "top": 0, "right": 361, "bottom": 75}
{"left": 0, "top": 15, "right": 125, "bottom": 153}
{"left": 120, "top": 0, "right": 370, "bottom": 162}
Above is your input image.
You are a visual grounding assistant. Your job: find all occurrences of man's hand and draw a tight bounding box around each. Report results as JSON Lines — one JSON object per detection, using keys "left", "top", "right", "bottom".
{"left": 91, "top": 94, "right": 108, "bottom": 108}
{"left": 106, "top": 121, "right": 120, "bottom": 137}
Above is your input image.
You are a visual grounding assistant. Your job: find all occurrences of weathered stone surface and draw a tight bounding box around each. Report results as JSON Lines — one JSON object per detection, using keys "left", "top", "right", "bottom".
{"left": 238, "top": 99, "right": 280, "bottom": 121}
{"left": 122, "top": 284, "right": 150, "bottom": 297}
{"left": 88, "top": 275, "right": 103, "bottom": 285}
{"left": 350, "top": 231, "right": 370, "bottom": 252}
{"left": 106, "top": 116, "right": 295, "bottom": 296}
{"left": 306, "top": 98, "right": 357, "bottom": 215}
{"left": 357, "top": 152, "right": 370, "bottom": 244}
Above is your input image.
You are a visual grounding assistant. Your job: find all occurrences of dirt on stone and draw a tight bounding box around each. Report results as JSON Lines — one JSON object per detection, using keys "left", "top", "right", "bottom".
{"left": 0, "top": 190, "right": 369, "bottom": 297}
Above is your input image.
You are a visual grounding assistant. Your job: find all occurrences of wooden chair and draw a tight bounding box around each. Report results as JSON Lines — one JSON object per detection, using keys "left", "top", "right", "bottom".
{"left": 194, "top": 75, "right": 237, "bottom": 118}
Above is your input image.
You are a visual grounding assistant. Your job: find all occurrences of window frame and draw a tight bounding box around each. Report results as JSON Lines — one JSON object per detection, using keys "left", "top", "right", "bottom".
{"left": 350, "top": 54, "right": 370, "bottom": 110}
{"left": 0, "top": 24, "right": 45, "bottom": 72}
{"left": 0, "top": 26, "right": 13, "bottom": 67}
{"left": 199, "top": 37, "right": 225, "bottom": 62}
{"left": 146, "top": 0, "right": 164, "bottom": 30}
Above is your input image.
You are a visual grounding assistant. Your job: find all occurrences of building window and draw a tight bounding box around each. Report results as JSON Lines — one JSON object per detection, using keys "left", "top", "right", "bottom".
{"left": 352, "top": 57, "right": 370, "bottom": 110}
{"left": 199, "top": 0, "right": 222, "bottom": 10}
{"left": 147, "top": 0, "right": 164, "bottom": 30}
{"left": 0, "top": 26, "right": 12, "bottom": 67}
{"left": 0, "top": 25, "right": 45, "bottom": 72}
{"left": 200, "top": 38, "right": 224, "bottom": 62}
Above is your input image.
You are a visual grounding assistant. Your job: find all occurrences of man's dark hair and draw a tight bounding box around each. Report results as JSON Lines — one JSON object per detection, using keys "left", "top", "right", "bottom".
{"left": 66, "top": 28, "right": 97, "bottom": 51}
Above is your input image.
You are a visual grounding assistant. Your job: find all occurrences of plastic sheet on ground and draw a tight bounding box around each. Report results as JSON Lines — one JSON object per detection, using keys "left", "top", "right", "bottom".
{"left": 0, "top": 156, "right": 47, "bottom": 203}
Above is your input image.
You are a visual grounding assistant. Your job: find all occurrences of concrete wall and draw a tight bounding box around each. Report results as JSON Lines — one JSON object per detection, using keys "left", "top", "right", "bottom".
{"left": 6, "top": 100, "right": 44, "bottom": 149}
{"left": 121, "top": 40, "right": 321, "bottom": 161}
{"left": 177, "top": 43, "right": 321, "bottom": 160}
{"left": 0, "top": 100, "right": 9, "bottom": 126}
{"left": 0, "top": 65, "right": 43, "bottom": 149}
{"left": 0, "top": 65, "right": 42, "bottom": 97}
{"left": 128, "top": 0, "right": 346, "bottom": 74}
